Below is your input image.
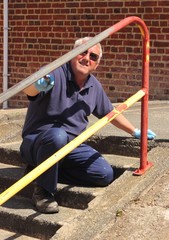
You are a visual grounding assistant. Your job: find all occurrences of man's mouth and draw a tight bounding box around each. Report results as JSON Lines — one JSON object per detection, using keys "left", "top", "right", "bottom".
{"left": 79, "top": 60, "right": 88, "bottom": 67}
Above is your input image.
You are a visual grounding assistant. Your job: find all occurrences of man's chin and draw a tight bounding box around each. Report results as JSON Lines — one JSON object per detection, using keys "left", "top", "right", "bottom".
{"left": 77, "top": 65, "right": 89, "bottom": 74}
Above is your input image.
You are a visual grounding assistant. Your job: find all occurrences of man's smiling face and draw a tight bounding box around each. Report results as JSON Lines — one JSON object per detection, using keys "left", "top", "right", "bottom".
{"left": 70, "top": 44, "right": 100, "bottom": 83}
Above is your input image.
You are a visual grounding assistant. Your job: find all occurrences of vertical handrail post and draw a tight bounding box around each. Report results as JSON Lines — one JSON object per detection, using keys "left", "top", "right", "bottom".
{"left": 133, "top": 20, "right": 153, "bottom": 175}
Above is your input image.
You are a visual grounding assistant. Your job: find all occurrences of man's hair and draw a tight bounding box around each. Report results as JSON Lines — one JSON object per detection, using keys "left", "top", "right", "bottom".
{"left": 73, "top": 37, "right": 102, "bottom": 62}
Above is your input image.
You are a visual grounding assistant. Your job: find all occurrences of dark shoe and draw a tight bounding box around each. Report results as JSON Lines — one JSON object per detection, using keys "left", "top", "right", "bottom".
{"left": 32, "top": 185, "right": 59, "bottom": 214}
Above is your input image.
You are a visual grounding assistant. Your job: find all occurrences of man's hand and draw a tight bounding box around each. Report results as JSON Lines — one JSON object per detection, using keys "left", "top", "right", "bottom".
{"left": 133, "top": 128, "right": 156, "bottom": 140}
{"left": 34, "top": 74, "right": 55, "bottom": 92}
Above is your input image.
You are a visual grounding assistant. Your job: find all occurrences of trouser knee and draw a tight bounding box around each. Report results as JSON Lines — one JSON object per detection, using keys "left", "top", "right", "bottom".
{"left": 40, "top": 127, "right": 68, "bottom": 150}
{"left": 34, "top": 127, "right": 68, "bottom": 165}
{"left": 97, "top": 168, "right": 114, "bottom": 187}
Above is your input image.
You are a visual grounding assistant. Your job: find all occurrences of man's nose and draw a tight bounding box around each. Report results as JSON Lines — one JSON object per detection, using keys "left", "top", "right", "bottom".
{"left": 83, "top": 52, "right": 90, "bottom": 61}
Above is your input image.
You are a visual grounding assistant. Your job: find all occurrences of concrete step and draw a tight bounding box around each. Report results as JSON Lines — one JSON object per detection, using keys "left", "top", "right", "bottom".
{"left": 0, "top": 136, "right": 152, "bottom": 167}
{"left": 53, "top": 147, "right": 169, "bottom": 240}
{"left": 0, "top": 141, "right": 23, "bottom": 166}
{"left": 0, "top": 196, "right": 83, "bottom": 239}
{"left": 0, "top": 106, "right": 167, "bottom": 239}
{"left": 0, "top": 115, "right": 139, "bottom": 239}
{"left": 0, "top": 156, "right": 139, "bottom": 239}
{"left": 0, "top": 162, "right": 103, "bottom": 209}
{"left": 0, "top": 228, "right": 39, "bottom": 240}
{"left": 0, "top": 139, "right": 140, "bottom": 166}
{"left": 0, "top": 153, "right": 138, "bottom": 239}
{"left": 0, "top": 153, "right": 139, "bottom": 209}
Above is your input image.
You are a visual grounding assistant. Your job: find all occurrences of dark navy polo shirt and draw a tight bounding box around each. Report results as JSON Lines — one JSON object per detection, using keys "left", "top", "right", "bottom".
{"left": 22, "top": 62, "right": 114, "bottom": 140}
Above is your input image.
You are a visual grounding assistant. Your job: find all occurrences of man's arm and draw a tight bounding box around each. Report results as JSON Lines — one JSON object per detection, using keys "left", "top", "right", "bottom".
{"left": 23, "top": 74, "right": 55, "bottom": 96}
{"left": 23, "top": 84, "right": 39, "bottom": 96}
{"left": 111, "top": 114, "right": 156, "bottom": 139}
{"left": 110, "top": 114, "right": 135, "bottom": 136}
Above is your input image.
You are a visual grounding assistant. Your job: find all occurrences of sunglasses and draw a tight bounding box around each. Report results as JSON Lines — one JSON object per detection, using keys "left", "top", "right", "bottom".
{"left": 79, "top": 50, "right": 99, "bottom": 62}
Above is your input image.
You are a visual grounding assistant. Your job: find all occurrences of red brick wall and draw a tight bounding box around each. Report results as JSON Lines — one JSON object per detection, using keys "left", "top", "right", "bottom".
{"left": 0, "top": 0, "right": 169, "bottom": 108}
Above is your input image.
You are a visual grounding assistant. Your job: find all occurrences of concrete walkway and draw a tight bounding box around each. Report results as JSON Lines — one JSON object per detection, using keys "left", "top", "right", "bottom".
{"left": 89, "top": 100, "right": 169, "bottom": 141}
{"left": 53, "top": 101, "right": 169, "bottom": 240}
{"left": 89, "top": 100, "right": 169, "bottom": 240}
{"left": 0, "top": 100, "right": 169, "bottom": 239}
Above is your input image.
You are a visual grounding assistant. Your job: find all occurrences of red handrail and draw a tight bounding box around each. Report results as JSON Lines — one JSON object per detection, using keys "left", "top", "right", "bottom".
{"left": 0, "top": 16, "right": 152, "bottom": 174}
{"left": 0, "top": 16, "right": 153, "bottom": 205}
{"left": 106, "top": 16, "right": 152, "bottom": 174}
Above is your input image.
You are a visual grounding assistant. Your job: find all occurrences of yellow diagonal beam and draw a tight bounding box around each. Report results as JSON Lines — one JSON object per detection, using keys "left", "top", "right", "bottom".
{"left": 0, "top": 89, "right": 145, "bottom": 206}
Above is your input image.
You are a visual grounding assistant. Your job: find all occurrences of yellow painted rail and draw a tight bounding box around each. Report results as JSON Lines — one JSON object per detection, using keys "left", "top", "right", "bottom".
{"left": 0, "top": 89, "right": 145, "bottom": 205}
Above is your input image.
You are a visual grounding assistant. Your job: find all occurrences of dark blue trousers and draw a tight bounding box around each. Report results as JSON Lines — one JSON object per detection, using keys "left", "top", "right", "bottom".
{"left": 20, "top": 127, "right": 114, "bottom": 193}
